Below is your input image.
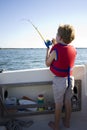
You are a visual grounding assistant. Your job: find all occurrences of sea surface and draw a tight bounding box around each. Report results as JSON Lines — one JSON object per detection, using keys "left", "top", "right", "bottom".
{"left": 0, "top": 48, "right": 87, "bottom": 71}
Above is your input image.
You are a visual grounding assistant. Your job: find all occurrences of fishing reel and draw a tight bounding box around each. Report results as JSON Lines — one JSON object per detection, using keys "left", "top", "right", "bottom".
{"left": 45, "top": 40, "right": 52, "bottom": 48}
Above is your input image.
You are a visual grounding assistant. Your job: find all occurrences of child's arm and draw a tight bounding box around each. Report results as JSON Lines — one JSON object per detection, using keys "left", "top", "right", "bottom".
{"left": 45, "top": 48, "right": 56, "bottom": 67}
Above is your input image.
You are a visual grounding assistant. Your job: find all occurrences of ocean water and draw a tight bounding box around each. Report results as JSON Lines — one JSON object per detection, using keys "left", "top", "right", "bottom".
{"left": 0, "top": 48, "right": 87, "bottom": 71}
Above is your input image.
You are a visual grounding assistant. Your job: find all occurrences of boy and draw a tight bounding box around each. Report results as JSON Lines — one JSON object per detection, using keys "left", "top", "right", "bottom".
{"left": 45, "top": 24, "right": 77, "bottom": 130}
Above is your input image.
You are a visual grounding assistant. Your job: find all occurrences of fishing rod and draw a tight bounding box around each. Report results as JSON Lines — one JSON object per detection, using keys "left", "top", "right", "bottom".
{"left": 27, "top": 19, "right": 45, "bottom": 42}
{"left": 22, "top": 19, "right": 52, "bottom": 48}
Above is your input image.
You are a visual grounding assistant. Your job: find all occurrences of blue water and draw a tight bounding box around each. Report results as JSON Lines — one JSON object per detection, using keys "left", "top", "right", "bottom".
{"left": 0, "top": 48, "right": 87, "bottom": 71}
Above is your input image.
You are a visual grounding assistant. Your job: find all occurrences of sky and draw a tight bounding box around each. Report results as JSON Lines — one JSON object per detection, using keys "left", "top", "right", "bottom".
{"left": 0, "top": 0, "right": 87, "bottom": 48}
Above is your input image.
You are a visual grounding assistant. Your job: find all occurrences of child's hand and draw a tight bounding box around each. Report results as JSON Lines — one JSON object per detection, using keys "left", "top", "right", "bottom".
{"left": 52, "top": 38, "right": 57, "bottom": 45}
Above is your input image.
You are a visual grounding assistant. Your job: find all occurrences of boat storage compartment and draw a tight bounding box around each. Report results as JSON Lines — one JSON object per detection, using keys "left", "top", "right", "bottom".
{"left": 0, "top": 80, "right": 81, "bottom": 118}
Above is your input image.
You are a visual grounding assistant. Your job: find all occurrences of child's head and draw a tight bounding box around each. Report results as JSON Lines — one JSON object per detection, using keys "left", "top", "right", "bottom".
{"left": 56, "top": 24, "right": 75, "bottom": 44}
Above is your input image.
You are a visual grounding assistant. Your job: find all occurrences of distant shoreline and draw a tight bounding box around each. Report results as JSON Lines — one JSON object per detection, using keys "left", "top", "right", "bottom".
{"left": 0, "top": 48, "right": 46, "bottom": 49}
{"left": 0, "top": 47, "right": 87, "bottom": 49}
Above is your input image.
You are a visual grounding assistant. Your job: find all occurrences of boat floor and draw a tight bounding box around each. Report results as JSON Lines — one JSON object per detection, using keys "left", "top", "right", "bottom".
{"left": 20, "top": 111, "right": 87, "bottom": 130}
{"left": 0, "top": 111, "right": 87, "bottom": 130}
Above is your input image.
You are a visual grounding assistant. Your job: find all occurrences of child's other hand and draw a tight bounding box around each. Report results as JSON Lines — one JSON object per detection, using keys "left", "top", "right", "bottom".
{"left": 52, "top": 38, "right": 57, "bottom": 45}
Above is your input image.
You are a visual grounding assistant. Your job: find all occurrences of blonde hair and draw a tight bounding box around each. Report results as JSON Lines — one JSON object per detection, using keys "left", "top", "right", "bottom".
{"left": 57, "top": 24, "right": 75, "bottom": 44}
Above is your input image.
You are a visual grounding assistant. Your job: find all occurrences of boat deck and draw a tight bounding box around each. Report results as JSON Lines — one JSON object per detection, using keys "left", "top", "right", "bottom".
{"left": 0, "top": 111, "right": 87, "bottom": 130}
{"left": 21, "top": 111, "right": 87, "bottom": 130}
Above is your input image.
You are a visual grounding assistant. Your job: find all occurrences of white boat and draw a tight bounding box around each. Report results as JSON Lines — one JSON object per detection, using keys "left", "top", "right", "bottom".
{"left": 0, "top": 64, "right": 87, "bottom": 130}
